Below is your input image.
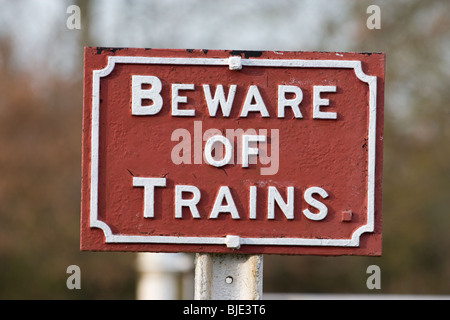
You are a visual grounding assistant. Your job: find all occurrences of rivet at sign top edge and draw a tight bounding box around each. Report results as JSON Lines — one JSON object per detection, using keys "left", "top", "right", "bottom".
{"left": 228, "top": 56, "right": 242, "bottom": 70}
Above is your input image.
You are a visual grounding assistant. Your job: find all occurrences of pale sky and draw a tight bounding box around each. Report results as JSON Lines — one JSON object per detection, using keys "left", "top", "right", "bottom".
{"left": 0, "top": 0, "right": 355, "bottom": 79}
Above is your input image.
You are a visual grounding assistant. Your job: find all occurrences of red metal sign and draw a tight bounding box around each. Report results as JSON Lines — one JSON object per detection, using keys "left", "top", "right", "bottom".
{"left": 81, "top": 48, "right": 384, "bottom": 255}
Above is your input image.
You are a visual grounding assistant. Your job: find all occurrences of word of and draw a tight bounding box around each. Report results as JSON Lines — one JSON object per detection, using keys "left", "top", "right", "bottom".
{"left": 171, "top": 121, "right": 279, "bottom": 175}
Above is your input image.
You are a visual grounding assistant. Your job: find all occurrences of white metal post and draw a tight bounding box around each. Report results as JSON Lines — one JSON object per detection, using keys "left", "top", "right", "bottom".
{"left": 194, "top": 253, "right": 263, "bottom": 300}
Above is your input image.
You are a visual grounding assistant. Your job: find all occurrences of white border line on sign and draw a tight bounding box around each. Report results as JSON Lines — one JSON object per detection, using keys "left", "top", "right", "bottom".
{"left": 90, "top": 56, "right": 377, "bottom": 248}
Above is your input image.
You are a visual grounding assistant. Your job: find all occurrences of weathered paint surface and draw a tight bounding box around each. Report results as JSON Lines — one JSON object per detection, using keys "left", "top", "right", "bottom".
{"left": 81, "top": 48, "right": 384, "bottom": 255}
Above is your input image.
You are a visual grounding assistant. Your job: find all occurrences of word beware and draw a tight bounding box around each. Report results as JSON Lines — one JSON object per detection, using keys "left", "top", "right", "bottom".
{"left": 131, "top": 75, "right": 338, "bottom": 119}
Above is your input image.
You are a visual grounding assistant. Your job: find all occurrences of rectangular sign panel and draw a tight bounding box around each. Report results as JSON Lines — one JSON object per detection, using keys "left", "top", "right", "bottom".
{"left": 81, "top": 48, "right": 384, "bottom": 255}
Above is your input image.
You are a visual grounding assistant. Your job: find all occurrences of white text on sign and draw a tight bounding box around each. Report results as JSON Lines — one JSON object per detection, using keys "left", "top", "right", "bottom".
{"left": 131, "top": 75, "right": 338, "bottom": 119}
{"left": 133, "top": 178, "right": 329, "bottom": 221}
{"left": 130, "top": 75, "right": 338, "bottom": 222}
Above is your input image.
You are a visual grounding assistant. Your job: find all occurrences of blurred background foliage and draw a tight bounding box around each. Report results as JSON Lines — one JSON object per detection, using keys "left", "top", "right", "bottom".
{"left": 0, "top": 0, "right": 448, "bottom": 299}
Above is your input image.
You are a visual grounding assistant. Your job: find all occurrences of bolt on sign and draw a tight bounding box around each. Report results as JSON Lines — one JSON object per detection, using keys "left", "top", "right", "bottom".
{"left": 81, "top": 48, "right": 384, "bottom": 255}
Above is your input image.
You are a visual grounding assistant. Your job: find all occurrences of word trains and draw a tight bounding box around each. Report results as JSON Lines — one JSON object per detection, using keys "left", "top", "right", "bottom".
{"left": 133, "top": 177, "right": 330, "bottom": 221}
